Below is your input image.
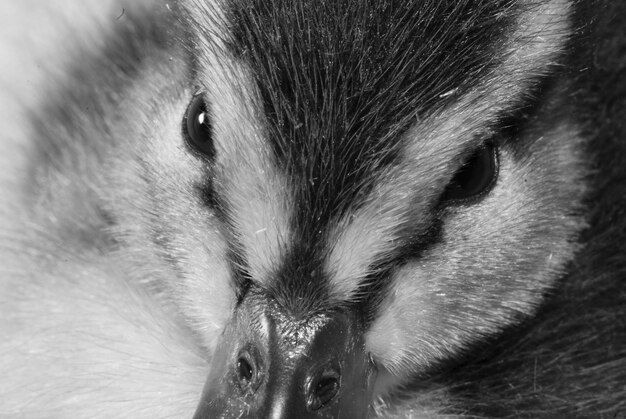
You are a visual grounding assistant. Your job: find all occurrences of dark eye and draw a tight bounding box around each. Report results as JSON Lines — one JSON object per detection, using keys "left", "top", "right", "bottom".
{"left": 183, "top": 94, "right": 215, "bottom": 158}
{"left": 442, "top": 143, "right": 498, "bottom": 203}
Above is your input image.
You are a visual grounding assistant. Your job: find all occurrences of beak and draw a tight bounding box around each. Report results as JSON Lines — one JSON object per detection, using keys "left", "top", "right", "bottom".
{"left": 193, "top": 292, "right": 376, "bottom": 419}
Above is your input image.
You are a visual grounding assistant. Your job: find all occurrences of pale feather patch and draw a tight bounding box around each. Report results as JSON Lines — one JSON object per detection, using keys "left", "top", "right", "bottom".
{"left": 367, "top": 120, "right": 587, "bottom": 379}
{"left": 0, "top": 0, "right": 125, "bottom": 226}
{"left": 324, "top": 166, "right": 437, "bottom": 303}
{"left": 194, "top": 45, "right": 293, "bottom": 287}
{"left": 0, "top": 248, "right": 206, "bottom": 419}
{"left": 0, "top": 3, "right": 207, "bottom": 417}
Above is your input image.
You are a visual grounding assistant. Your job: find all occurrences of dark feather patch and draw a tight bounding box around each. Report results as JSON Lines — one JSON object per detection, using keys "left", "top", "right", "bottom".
{"left": 226, "top": 0, "right": 515, "bottom": 231}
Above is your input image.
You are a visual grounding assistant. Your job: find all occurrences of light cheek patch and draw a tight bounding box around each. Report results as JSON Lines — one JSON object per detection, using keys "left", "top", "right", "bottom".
{"left": 185, "top": 0, "right": 294, "bottom": 288}
{"left": 197, "top": 57, "right": 293, "bottom": 287}
{"left": 106, "top": 73, "right": 235, "bottom": 351}
{"left": 366, "top": 123, "right": 587, "bottom": 381}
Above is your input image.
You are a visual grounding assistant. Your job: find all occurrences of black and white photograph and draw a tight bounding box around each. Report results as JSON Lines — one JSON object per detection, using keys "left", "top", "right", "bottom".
{"left": 0, "top": 1, "right": 624, "bottom": 417}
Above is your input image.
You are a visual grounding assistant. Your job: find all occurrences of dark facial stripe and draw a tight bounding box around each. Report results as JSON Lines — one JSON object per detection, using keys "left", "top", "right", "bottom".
{"left": 223, "top": 0, "right": 516, "bottom": 310}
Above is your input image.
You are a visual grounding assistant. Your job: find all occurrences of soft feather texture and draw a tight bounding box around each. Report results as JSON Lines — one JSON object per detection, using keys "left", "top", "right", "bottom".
{"left": 0, "top": 2, "right": 209, "bottom": 418}
{"left": 379, "top": 1, "right": 626, "bottom": 416}
{"left": 0, "top": 0, "right": 624, "bottom": 418}
{"left": 196, "top": 0, "right": 591, "bottom": 390}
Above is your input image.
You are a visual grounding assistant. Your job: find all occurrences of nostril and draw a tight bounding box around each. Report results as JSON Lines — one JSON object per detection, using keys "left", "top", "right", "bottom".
{"left": 306, "top": 368, "right": 341, "bottom": 411}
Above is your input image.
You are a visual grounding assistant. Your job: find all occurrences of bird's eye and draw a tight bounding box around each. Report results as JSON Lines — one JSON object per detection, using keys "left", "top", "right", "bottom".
{"left": 442, "top": 143, "right": 498, "bottom": 203}
{"left": 183, "top": 93, "right": 215, "bottom": 159}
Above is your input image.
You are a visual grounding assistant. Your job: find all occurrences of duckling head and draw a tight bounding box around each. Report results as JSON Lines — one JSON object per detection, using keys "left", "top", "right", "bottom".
{"left": 105, "top": 0, "right": 587, "bottom": 417}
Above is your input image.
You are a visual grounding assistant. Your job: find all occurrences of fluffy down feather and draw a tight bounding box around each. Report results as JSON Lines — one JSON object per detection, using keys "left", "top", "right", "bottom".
{"left": 0, "top": 0, "right": 624, "bottom": 418}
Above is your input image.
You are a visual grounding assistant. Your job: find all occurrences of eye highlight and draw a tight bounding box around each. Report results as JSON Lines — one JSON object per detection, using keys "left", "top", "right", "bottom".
{"left": 442, "top": 143, "right": 499, "bottom": 204}
{"left": 183, "top": 93, "right": 215, "bottom": 159}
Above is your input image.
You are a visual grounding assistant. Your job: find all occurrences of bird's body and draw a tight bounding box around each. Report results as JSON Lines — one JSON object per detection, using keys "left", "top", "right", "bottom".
{"left": 0, "top": 0, "right": 624, "bottom": 418}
